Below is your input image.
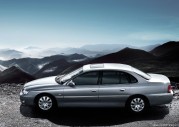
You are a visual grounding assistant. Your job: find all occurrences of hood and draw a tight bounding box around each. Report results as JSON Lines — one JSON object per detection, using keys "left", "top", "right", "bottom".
{"left": 148, "top": 73, "right": 170, "bottom": 83}
{"left": 24, "top": 76, "right": 59, "bottom": 88}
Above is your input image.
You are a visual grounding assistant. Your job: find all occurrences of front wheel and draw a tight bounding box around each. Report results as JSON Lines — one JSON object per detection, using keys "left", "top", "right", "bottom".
{"left": 127, "top": 97, "right": 147, "bottom": 113}
{"left": 36, "top": 95, "right": 56, "bottom": 112}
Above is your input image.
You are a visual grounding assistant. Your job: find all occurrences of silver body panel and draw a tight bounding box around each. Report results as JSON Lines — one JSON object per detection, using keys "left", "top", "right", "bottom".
{"left": 20, "top": 63, "right": 173, "bottom": 108}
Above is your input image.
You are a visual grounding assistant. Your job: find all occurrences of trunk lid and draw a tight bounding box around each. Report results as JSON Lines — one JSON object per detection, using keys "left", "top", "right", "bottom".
{"left": 148, "top": 73, "right": 170, "bottom": 84}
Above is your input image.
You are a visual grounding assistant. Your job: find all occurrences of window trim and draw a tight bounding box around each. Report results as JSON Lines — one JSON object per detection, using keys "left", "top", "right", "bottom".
{"left": 71, "top": 70, "right": 138, "bottom": 86}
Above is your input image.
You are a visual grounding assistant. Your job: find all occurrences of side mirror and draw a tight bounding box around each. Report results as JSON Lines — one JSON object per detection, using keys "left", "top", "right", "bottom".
{"left": 68, "top": 80, "right": 75, "bottom": 87}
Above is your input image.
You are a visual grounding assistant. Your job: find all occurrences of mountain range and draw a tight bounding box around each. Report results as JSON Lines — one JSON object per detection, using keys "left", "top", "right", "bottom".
{"left": 0, "top": 53, "right": 88, "bottom": 75}
{"left": 150, "top": 42, "right": 179, "bottom": 61}
{"left": 0, "top": 66, "right": 35, "bottom": 84}
{"left": 0, "top": 41, "right": 178, "bottom": 83}
{"left": 0, "top": 65, "right": 7, "bottom": 72}
{"left": 90, "top": 47, "right": 156, "bottom": 63}
{"left": 0, "top": 49, "right": 23, "bottom": 60}
{"left": 0, "top": 44, "right": 160, "bottom": 60}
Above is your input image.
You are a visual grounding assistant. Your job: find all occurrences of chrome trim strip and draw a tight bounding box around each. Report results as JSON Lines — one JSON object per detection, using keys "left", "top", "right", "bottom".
{"left": 64, "top": 96, "right": 97, "bottom": 98}
{"left": 63, "top": 95, "right": 125, "bottom": 98}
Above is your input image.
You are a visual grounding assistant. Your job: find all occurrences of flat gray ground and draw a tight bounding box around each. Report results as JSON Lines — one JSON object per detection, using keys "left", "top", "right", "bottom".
{"left": 0, "top": 84, "right": 179, "bottom": 127}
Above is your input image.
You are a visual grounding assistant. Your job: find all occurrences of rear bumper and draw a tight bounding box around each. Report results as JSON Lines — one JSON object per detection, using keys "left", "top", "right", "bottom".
{"left": 147, "top": 93, "right": 173, "bottom": 106}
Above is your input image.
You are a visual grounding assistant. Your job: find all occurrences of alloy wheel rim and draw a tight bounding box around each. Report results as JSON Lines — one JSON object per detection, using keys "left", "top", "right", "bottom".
{"left": 38, "top": 96, "right": 52, "bottom": 110}
{"left": 130, "top": 98, "right": 145, "bottom": 112}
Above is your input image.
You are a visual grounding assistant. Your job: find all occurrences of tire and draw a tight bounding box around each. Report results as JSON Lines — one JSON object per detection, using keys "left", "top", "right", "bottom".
{"left": 35, "top": 94, "right": 56, "bottom": 112}
{"left": 126, "top": 96, "right": 148, "bottom": 113}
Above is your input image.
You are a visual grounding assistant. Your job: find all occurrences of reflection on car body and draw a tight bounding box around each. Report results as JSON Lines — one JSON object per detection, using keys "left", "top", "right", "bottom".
{"left": 20, "top": 63, "right": 173, "bottom": 113}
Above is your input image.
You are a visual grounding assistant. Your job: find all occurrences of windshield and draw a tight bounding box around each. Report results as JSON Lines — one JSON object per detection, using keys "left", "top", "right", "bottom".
{"left": 132, "top": 67, "right": 151, "bottom": 80}
{"left": 60, "top": 67, "right": 83, "bottom": 82}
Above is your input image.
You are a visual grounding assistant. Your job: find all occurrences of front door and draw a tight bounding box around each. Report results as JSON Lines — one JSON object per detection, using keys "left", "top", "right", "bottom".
{"left": 62, "top": 71, "right": 99, "bottom": 107}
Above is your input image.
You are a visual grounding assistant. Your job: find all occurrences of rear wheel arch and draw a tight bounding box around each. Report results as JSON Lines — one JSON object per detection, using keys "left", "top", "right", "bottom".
{"left": 125, "top": 94, "right": 150, "bottom": 113}
{"left": 125, "top": 94, "right": 150, "bottom": 108}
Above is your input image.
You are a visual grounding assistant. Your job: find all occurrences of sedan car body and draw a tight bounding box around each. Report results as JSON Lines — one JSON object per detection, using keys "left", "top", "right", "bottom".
{"left": 20, "top": 63, "right": 173, "bottom": 113}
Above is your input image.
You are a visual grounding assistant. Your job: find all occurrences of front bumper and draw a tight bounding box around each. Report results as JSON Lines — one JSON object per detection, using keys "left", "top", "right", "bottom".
{"left": 20, "top": 92, "right": 35, "bottom": 106}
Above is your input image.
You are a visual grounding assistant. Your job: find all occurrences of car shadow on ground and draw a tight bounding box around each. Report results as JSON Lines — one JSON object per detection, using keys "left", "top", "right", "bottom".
{"left": 20, "top": 105, "right": 169, "bottom": 126}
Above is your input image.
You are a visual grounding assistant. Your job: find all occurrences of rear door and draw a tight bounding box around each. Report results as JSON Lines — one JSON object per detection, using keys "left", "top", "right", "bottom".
{"left": 99, "top": 71, "right": 137, "bottom": 107}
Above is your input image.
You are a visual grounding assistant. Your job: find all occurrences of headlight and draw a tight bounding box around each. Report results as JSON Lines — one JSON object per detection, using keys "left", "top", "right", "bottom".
{"left": 20, "top": 88, "right": 29, "bottom": 95}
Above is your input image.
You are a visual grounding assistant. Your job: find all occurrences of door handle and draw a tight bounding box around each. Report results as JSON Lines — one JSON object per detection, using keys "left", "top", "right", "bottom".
{"left": 120, "top": 89, "right": 125, "bottom": 91}
{"left": 91, "top": 90, "right": 97, "bottom": 92}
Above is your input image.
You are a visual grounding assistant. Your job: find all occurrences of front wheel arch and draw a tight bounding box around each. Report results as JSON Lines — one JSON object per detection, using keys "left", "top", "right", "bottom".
{"left": 34, "top": 93, "right": 57, "bottom": 111}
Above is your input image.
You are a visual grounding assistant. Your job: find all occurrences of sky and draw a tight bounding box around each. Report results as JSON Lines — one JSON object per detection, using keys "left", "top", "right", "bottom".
{"left": 0, "top": 0, "right": 179, "bottom": 49}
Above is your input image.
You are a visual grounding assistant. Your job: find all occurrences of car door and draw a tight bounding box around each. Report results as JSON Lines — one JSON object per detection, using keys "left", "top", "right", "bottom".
{"left": 99, "top": 71, "right": 135, "bottom": 107}
{"left": 62, "top": 71, "right": 100, "bottom": 107}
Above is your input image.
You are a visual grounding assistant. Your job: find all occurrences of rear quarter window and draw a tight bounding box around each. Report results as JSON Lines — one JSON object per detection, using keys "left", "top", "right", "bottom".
{"left": 127, "top": 73, "right": 138, "bottom": 83}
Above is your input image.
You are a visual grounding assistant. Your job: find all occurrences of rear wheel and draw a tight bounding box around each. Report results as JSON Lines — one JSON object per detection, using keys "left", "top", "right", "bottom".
{"left": 36, "top": 94, "right": 56, "bottom": 112}
{"left": 127, "top": 96, "right": 148, "bottom": 113}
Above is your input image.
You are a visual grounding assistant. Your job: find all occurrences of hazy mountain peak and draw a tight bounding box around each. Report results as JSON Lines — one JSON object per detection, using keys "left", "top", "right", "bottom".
{"left": 121, "top": 47, "right": 132, "bottom": 50}
{"left": 118, "top": 47, "right": 146, "bottom": 53}
{"left": 91, "top": 47, "right": 155, "bottom": 64}
{"left": 0, "top": 66, "right": 35, "bottom": 84}
{"left": 163, "top": 41, "right": 179, "bottom": 45}
{"left": 81, "top": 44, "right": 135, "bottom": 52}
{"left": 0, "top": 49, "right": 23, "bottom": 60}
{"left": 0, "top": 65, "right": 7, "bottom": 72}
{"left": 151, "top": 41, "right": 179, "bottom": 56}
{"left": 24, "top": 46, "right": 41, "bottom": 50}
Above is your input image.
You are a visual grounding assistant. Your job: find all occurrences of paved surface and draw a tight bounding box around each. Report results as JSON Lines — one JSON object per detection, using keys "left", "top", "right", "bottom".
{"left": 0, "top": 84, "right": 179, "bottom": 127}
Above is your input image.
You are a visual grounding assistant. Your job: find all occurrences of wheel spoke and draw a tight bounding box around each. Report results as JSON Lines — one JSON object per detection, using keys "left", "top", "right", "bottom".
{"left": 130, "top": 97, "right": 145, "bottom": 112}
{"left": 38, "top": 96, "right": 53, "bottom": 111}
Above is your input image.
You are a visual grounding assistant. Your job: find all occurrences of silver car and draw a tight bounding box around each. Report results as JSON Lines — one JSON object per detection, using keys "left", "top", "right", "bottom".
{"left": 20, "top": 63, "right": 173, "bottom": 113}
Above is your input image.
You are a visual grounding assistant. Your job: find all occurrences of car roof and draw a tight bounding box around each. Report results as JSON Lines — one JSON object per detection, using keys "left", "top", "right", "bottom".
{"left": 83, "top": 63, "right": 133, "bottom": 72}
{"left": 82, "top": 63, "right": 151, "bottom": 80}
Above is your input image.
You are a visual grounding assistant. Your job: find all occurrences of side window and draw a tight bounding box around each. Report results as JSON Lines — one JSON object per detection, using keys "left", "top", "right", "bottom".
{"left": 127, "top": 73, "right": 138, "bottom": 83}
{"left": 120, "top": 72, "right": 138, "bottom": 84}
{"left": 102, "top": 71, "right": 119, "bottom": 84}
{"left": 119, "top": 72, "right": 130, "bottom": 84}
{"left": 101, "top": 71, "right": 138, "bottom": 85}
{"left": 73, "top": 71, "right": 99, "bottom": 85}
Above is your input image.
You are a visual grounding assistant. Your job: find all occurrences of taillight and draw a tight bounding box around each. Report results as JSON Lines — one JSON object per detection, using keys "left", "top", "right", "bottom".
{"left": 168, "top": 84, "right": 172, "bottom": 93}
